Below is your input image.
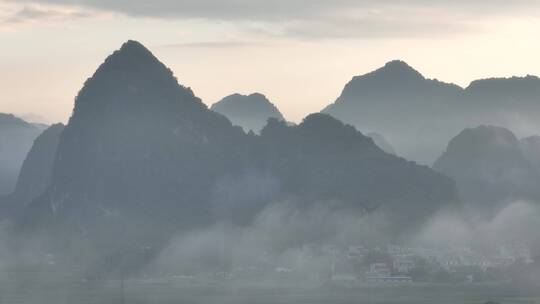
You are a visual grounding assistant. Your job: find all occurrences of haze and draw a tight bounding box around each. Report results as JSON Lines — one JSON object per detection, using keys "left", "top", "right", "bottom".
{"left": 5, "top": 2, "right": 540, "bottom": 302}
{"left": 2, "top": 0, "right": 540, "bottom": 123}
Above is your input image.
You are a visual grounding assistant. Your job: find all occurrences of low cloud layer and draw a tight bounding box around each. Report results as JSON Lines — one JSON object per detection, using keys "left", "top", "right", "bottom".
{"left": 145, "top": 196, "right": 540, "bottom": 277}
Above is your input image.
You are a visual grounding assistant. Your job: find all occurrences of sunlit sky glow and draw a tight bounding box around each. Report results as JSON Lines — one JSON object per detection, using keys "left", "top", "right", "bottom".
{"left": 1, "top": 0, "right": 540, "bottom": 123}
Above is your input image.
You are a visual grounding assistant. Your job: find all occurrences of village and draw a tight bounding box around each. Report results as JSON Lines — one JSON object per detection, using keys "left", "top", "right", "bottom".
{"left": 224, "top": 242, "right": 535, "bottom": 284}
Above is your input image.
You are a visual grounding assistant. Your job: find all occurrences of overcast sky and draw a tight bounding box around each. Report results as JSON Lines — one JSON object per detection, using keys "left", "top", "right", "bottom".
{"left": 1, "top": 0, "right": 540, "bottom": 123}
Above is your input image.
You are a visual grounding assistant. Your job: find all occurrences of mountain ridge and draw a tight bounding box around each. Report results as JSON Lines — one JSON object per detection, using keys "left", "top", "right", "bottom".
{"left": 321, "top": 60, "right": 540, "bottom": 163}
{"left": 211, "top": 92, "right": 285, "bottom": 133}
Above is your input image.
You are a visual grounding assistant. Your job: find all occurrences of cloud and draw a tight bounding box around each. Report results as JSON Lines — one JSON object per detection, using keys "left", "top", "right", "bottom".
{"left": 2, "top": 4, "right": 93, "bottom": 25}
{"left": 3, "top": 0, "right": 540, "bottom": 39}
{"left": 5, "top": 0, "right": 352, "bottom": 20}
{"left": 6, "top": 0, "right": 538, "bottom": 20}
{"left": 160, "top": 41, "right": 270, "bottom": 49}
{"left": 279, "top": 9, "right": 477, "bottom": 40}
{"left": 146, "top": 199, "right": 390, "bottom": 275}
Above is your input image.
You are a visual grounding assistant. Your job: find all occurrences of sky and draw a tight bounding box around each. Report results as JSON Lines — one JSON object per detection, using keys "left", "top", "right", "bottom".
{"left": 1, "top": 0, "right": 540, "bottom": 124}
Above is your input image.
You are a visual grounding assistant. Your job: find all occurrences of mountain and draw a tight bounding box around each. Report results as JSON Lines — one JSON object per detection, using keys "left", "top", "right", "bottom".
{"left": 258, "top": 114, "right": 458, "bottom": 226}
{"left": 15, "top": 41, "right": 459, "bottom": 273}
{"left": 16, "top": 41, "right": 251, "bottom": 269}
{"left": 433, "top": 125, "right": 540, "bottom": 210}
{"left": 322, "top": 61, "right": 540, "bottom": 164}
{"left": 10, "top": 124, "right": 64, "bottom": 206}
{"left": 0, "top": 113, "right": 43, "bottom": 195}
{"left": 322, "top": 60, "right": 463, "bottom": 163}
{"left": 367, "top": 132, "right": 396, "bottom": 155}
{"left": 27, "top": 40, "right": 247, "bottom": 227}
{"left": 211, "top": 93, "right": 285, "bottom": 133}
{"left": 458, "top": 75, "right": 540, "bottom": 138}
{"left": 464, "top": 75, "right": 540, "bottom": 108}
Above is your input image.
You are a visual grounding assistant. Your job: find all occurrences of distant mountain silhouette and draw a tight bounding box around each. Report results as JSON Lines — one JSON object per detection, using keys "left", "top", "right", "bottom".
{"left": 433, "top": 125, "right": 540, "bottom": 210}
{"left": 15, "top": 41, "right": 459, "bottom": 273}
{"left": 322, "top": 60, "right": 462, "bottom": 163}
{"left": 322, "top": 61, "right": 540, "bottom": 164}
{"left": 11, "top": 124, "right": 64, "bottom": 206}
{"left": 460, "top": 76, "right": 540, "bottom": 141}
{"left": 211, "top": 93, "right": 285, "bottom": 133}
{"left": 465, "top": 75, "right": 540, "bottom": 107}
{"left": 367, "top": 132, "right": 396, "bottom": 155}
{"left": 0, "top": 113, "right": 43, "bottom": 195}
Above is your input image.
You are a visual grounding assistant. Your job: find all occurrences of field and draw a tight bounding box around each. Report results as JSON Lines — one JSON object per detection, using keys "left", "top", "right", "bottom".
{"left": 2, "top": 274, "right": 540, "bottom": 304}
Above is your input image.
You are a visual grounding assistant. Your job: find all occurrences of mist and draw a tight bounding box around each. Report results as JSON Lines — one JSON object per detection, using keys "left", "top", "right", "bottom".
{"left": 3, "top": 195, "right": 540, "bottom": 303}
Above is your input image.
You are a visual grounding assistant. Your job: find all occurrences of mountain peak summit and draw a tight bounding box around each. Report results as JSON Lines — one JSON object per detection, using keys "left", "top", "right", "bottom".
{"left": 101, "top": 40, "right": 162, "bottom": 69}
{"left": 116, "top": 40, "right": 153, "bottom": 57}
{"left": 121, "top": 39, "right": 146, "bottom": 49}
{"left": 384, "top": 59, "right": 411, "bottom": 68}
{"left": 378, "top": 60, "right": 424, "bottom": 79}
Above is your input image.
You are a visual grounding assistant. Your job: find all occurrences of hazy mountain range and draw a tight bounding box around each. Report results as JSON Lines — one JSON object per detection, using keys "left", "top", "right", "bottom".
{"left": 3, "top": 40, "right": 540, "bottom": 276}
{"left": 210, "top": 93, "right": 397, "bottom": 156}
{"left": 2, "top": 41, "right": 459, "bottom": 272}
{"left": 322, "top": 60, "right": 540, "bottom": 164}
